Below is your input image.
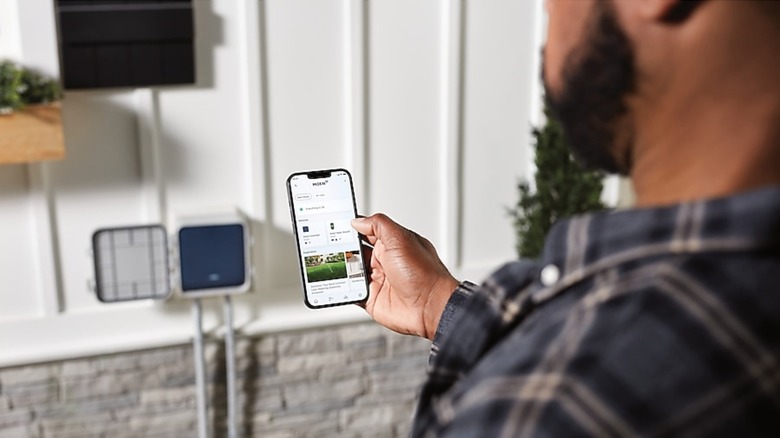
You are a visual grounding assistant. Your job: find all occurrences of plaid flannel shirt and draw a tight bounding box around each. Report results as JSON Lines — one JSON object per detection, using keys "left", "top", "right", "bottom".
{"left": 412, "top": 185, "right": 780, "bottom": 437}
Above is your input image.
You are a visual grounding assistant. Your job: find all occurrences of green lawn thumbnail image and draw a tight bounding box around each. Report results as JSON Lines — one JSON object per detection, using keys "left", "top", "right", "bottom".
{"left": 304, "top": 254, "right": 348, "bottom": 283}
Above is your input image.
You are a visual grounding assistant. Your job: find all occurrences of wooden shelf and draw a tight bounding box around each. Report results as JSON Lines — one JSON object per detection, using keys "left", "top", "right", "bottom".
{"left": 0, "top": 103, "right": 65, "bottom": 164}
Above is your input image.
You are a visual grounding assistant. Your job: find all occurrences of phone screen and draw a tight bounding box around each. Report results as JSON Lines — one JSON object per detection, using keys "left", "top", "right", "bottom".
{"left": 287, "top": 169, "right": 369, "bottom": 308}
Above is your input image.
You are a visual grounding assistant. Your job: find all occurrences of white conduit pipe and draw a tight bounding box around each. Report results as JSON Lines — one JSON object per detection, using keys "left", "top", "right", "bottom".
{"left": 224, "top": 295, "right": 238, "bottom": 438}
{"left": 192, "top": 299, "right": 210, "bottom": 438}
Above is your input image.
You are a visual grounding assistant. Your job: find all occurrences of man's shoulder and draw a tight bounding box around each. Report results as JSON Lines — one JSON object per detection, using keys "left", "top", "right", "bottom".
{"left": 549, "top": 252, "right": 780, "bottom": 436}
{"left": 435, "top": 253, "right": 780, "bottom": 436}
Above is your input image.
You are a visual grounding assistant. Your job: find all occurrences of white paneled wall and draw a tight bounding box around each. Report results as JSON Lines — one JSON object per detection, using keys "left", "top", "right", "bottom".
{"left": 0, "top": 0, "right": 545, "bottom": 366}
{"left": 0, "top": 166, "right": 39, "bottom": 320}
{"left": 368, "top": 0, "right": 443, "bottom": 242}
{"left": 460, "top": 0, "right": 542, "bottom": 276}
{"left": 265, "top": 0, "right": 349, "bottom": 294}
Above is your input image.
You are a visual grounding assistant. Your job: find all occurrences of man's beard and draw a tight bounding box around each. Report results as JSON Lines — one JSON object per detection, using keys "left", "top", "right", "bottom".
{"left": 544, "top": 2, "right": 636, "bottom": 175}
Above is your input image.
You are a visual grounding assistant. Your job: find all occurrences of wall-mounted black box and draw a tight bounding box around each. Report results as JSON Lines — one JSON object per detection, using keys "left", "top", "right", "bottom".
{"left": 57, "top": 0, "right": 195, "bottom": 89}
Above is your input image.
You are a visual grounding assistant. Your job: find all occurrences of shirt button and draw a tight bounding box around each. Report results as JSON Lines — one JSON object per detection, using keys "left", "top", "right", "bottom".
{"left": 540, "top": 264, "right": 560, "bottom": 287}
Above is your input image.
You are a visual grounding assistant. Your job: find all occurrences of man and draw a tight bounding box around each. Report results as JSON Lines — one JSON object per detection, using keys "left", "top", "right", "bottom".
{"left": 351, "top": 0, "right": 780, "bottom": 436}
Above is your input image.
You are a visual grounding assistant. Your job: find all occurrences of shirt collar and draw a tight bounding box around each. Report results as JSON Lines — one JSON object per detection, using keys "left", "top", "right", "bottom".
{"left": 538, "top": 185, "right": 780, "bottom": 294}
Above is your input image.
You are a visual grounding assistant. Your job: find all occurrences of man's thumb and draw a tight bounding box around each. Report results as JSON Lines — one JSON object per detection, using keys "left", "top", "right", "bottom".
{"left": 351, "top": 217, "right": 371, "bottom": 233}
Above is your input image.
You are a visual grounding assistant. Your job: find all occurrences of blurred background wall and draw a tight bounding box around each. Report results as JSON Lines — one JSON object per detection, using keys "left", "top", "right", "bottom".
{"left": 0, "top": 0, "right": 561, "bottom": 435}
{"left": 0, "top": 0, "right": 548, "bottom": 367}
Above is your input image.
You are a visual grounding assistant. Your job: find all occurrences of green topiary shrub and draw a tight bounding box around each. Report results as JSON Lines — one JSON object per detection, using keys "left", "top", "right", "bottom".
{"left": 510, "top": 110, "right": 606, "bottom": 259}
{"left": 0, "top": 61, "right": 62, "bottom": 115}
{"left": 0, "top": 61, "right": 24, "bottom": 115}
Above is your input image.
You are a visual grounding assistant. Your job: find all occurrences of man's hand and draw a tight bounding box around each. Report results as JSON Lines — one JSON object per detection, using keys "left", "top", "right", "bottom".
{"left": 351, "top": 214, "right": 459, "bottom": 341}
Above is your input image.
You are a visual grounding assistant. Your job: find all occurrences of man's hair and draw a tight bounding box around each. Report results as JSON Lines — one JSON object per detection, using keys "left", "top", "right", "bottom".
{"left": 757, "top": 0, "right": 780, "bottom": 19}
{"left": 663, "top": 0, "right": 704, "bottom": 23}
{"left": 544, "top": 0, "right": 636, "bottom": 175}
{"left": 665, "top": 0, "right": 780, "bottom": 23}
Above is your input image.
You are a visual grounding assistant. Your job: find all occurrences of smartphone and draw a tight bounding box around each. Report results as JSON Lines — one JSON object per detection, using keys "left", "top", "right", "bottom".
{"left": 287, "top": 169, "right": 369, "bottom": 309}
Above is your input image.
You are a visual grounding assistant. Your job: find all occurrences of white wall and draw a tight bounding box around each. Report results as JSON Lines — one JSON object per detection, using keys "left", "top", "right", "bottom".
{"left": 0, "top": 0, "right": 546, "bottom": 367}
{"left": 0, "top": 0, "right": 22, "bottom": 61}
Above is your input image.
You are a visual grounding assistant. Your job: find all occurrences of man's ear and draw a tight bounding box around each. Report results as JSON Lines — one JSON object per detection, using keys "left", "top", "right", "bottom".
{"left": 661, "top": 0, "right": 706, "bottom": 23}
{"left": 629, "top": 0, "right": 704, "bottom": 23}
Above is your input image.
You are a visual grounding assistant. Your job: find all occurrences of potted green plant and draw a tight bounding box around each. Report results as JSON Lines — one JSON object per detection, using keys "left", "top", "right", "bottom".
{"left": 510, "top": 110, "right": 606, "bottom": 259}
{"left": 0, "top": 61, "right": 62, "bottom": 114}
{"left": 0, "top": 60, "right": 65, "bottom": 163}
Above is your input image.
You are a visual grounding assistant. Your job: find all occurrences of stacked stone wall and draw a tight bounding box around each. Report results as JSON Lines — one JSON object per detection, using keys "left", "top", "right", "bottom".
{"left": 0, "top": 322, "right": 430, "bottom": 437}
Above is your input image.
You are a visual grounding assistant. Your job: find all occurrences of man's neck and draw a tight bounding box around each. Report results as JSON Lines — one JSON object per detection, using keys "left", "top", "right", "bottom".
{"left": 630, "top": 92, "right": 780, "bottom": 207}
{"left": 628, "top": 2, "right": 780, "bottom": 207}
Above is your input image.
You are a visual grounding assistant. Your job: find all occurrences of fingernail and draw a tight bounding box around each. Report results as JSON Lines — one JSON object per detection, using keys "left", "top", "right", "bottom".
{"left": 351, "top": 218, "right": 366, "bottom": 226}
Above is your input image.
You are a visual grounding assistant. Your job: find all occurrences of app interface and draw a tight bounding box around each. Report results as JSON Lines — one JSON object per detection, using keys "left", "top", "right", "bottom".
{"left": 290, "top": 171, "right": 368, "bottom": 306}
